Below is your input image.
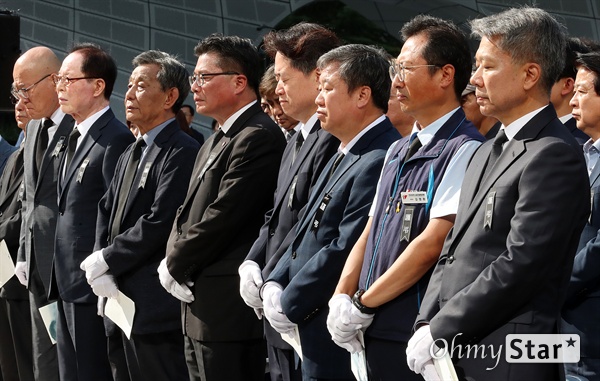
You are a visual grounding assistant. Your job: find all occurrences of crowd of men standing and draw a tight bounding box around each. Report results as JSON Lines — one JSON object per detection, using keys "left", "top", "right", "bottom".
{"left": 0, "top": 4, "right": 598, "bottom": 381}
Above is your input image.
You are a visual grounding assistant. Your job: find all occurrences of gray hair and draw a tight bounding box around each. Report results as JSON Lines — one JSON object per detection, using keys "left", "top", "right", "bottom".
{"left": 132, "top": 50, "right": 190, "bottom": 113}
{"left": 470, "top": 6, "right": 566, "bottom": 94}
{"left": 317, "top": 44, "right": 391, "bottom": 113}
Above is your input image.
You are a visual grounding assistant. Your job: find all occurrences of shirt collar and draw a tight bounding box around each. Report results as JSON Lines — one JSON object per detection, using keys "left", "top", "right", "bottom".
{"left": 141, "top": 117, "right": 174, "bottom": 147}
{"left": 299, "top": 113, "right": 319, "bottom": 140}
{"left": 48, "top": 107, "right": 66, "bottom": 127}
{"left": 219, "top": 100, "right": 257, "bottom": 135}
{"left": 74, "top": 105, "right": 110, "bottom": 138}
{"left": 411, "top": 107, "right": 460, "bottom": 146}
{"left": 340, "top": 114, "right": 386, "bottom": 155}
{"left": 558, "top": 114, "right": 573, "bottom": 124}
{"left": 501, "top": 105, "right": 547, "bottom": 142}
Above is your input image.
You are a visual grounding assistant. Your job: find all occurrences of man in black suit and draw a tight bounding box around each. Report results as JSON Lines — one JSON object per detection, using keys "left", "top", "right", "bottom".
{"left": 13, "top": 46, "right": 74, "bottom": 381}
{"left": 159, "top": 34, "right": 286, "bottom": 381}
{"left": 51, "top": 43, "right": 134, "bottom": 381}
{"left": 262, "top": 44, "right": 401, "bottom": 380}
{"left": 239, "top": 22, "right": 340, "bottom": 381}
{"left": 407, "top": 7, "right": 590, "bottom": 380}
{"left": 563, "top": 51, "right": 600, "bottom": 381}
{"left": 0, "top": 97, "right": 34, "bottom": 381}
{"left": 551, "top": 37, "right": 591, "bottom": 145}
{"left": 83, "top": 50, "right": 199, "bottom": 380}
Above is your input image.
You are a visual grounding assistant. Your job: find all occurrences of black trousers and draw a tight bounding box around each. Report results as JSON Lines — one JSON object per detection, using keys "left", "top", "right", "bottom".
{"left": 108, "top": 329, "right": 188, "bottom": 381}
{"left": 56, "top": 299, "right": 112, "bottom": 381}
{"left": 0, "top": 297, "right": 34, "bottom": 381}
{"left": 364, "top": 336, "right": 422, "bottom": 381}
{"left": 184, "top": 336, "right": 266, "bottom": 381}
{"left": 267, "top": 343, "right": 302, "bottom": 381}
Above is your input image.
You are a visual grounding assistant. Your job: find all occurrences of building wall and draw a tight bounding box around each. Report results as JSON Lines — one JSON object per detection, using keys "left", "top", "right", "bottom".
{"left": 4, "top": 0, "right": 600, "bottom": 133}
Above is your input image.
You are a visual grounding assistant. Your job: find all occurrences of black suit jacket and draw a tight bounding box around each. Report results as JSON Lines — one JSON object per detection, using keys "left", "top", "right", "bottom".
{"left": 246, "top": 120, "right": 339, "bottom": 348}
{"left": 0, "top": 148, "right": 26, "bottom": 300}
{"left": 52, "top": 109, "right": 134, "bottom": 303}
{"left": 166, "top": 103, "right": 286, "bottom": 342}
{"left": 96, "top": 120, "right": 199, "bottom": 334}
{"left": 417, "top": 105, "right": 589, "bottom": 380}
{"left": 17, "top": 114, "right": 74, "bottom": 298}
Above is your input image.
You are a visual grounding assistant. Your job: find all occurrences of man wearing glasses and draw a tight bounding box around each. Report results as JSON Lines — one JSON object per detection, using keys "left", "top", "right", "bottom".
{"left": 326, "top": 15, "right": 483, "bottom": 380}
{"left": 50, "top": 43, "right": 134, "bottom": 381}
{"left": 159, "top": 34, "right": 285, "bottom": 381}
{"left": 12, "top": 46, "right": 74, "bottom": 381}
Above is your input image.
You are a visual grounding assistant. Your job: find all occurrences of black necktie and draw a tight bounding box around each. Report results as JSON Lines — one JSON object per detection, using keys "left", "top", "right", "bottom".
{"left": 110, "top": 138, "right": 146, "bottom": 242}
{"left": 404, "top": 134, "right": 422, "bottom": 161}
{"left": 211, "top": 129, "right": 224, "bottom": 150}
{"left": 64, "top": 127, "right": 80, "bottom": 171}
{"left": 484, "top": 128, "right": 508, "bottom": 176}
{"left": 328, "top": 152, "right": 345, "bottom": 180}
{"left": 287, "top": 129, "right": 297, "bottom": 142}
{"left": 292, "top": 132, "right": 304, "bottom": 165}
{"left": 36, "top": 118, "right": 53, "bottom": 172}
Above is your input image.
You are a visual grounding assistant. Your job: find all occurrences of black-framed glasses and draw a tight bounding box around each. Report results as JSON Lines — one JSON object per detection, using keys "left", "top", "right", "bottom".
{"left": 188, "top": 72, "right": 239, "bottom": 87}
{"left": 52, "top": 75, "right": 99, "bottom": 86}
{"left": 11, "top": 73, "right": 53, "bottom": 99}
{"left": 389, "top": 63, "right": 440, "bottom": 82}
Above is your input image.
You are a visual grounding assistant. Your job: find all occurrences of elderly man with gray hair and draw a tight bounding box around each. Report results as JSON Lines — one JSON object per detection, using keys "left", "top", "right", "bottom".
{"left": 408, "top": 6, "right": 589, "bottom": 381}
{"left": 81, "top": 50, "right": 200, "bottom": 380}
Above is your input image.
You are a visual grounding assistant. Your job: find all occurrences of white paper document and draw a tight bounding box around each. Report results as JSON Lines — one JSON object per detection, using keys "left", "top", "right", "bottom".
{"left": 105, "top": 291, "right": 136, "bottom": 339}
{"left": 351, "top": 331, "right": 368, "bottom": 381}
{"left": 280, "top": 326, "right": 302, "bottom": 360}
{"left": 39, "top": 301, "right": 58, "bottom": 345}
{"left": 433, "top": 348, "right": 459, "bottom": 381}
{"left": 0, "top": 240, "right": 14, "bottom": 288}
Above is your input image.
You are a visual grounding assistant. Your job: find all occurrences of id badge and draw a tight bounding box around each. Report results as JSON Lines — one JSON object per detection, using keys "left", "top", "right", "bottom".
{"left": 311, "top": 194, "right": 331, "bottom": 231}
{"left": 139, "top": 162, "right": 152, "bottom": 189}
{"left": 400, "top": 205, "right": 414, "bottom": 242}
{"left": 483, "top": 190, "right": 496, "bottom": 229}
{"left": 76, "top": 158, "right": 90, "bottom": 183}
{"left": 400, "top": 191, "right": 428, "bottom": 205}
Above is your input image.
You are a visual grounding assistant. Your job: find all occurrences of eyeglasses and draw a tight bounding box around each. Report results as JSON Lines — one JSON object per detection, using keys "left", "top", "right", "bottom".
{"left": 389, "top": 63, "right": 440, "bottom": 82}
{"left": 188, "top": 72, "right": 239, "bottom": 87}
{"left": 11, "top": 73, "right": 53, "bottom": 99}
{"left": 52, "top": 75, "right": 98, "bottom": 86}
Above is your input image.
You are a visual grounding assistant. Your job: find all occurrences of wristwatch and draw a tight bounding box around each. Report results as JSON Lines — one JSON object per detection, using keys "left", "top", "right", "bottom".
{"left": 352, "top": 289, "right": 377, "bottom": 314}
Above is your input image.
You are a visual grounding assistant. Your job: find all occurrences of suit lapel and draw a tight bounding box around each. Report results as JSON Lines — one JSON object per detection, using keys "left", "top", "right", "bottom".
{"left": 456, "top": 105, "right": 557, "bottom": 238}
{"left": 60, "top": 110, "right": 114, "bottom": 198}
{"left": 36, "top": 115, "right": 74, "bottom": 194}
{"left": 183, "top": 103, "right": 262, "bottom": 209}
{"left": 272, "top": 121, "right": 321, "bottom": 213}
{"left": 590, "top": 160, "right": 600, "bottom": 186}
{"left": 122, "top": 121, "right": 178, "bottom": 219}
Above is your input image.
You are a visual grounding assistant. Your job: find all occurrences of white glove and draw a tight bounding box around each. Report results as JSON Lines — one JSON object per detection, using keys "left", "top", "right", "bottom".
{"left": 97, "top": 297, "right": 106, "bottom": 317}
{"left": 14, "top": 261, "right": 28, "bottom": 287}
{"left": 158, "top": 258, "right": 194, "bottom": 303}
{"left": 90, "top": 273, "right": 119, "bottom": 299}
{"left": 262, "top": 282, "right": 296, "bottom": 334}
{"left": 327, "top": 294, "right": 374, "bottom": 353}
{"left": 406, "top": 325, "right": 437, "bottom": 374}
{"left": 238, "top": 260, "right": 263, "bottom": 319}
{"left": 80, "top": 250, "right": 109, "bottom": 282}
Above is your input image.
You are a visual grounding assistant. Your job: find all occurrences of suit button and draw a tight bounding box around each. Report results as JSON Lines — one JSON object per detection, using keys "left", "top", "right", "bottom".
{"left": 0, "top": 212, "right": 3, "bottom": 217}
{"left": 177, "top": 228, "right": 182, "bottom": 235}
{"left": 269, "top": 229, "right": 275, "bottom": 237}
{"left": 447, "top": 256, "right": 455, "bottom": 264}
{"left": 291, "top": 251, "right": 297, "bottom": 259}
{"left": 59, "top": 212, "right": 64, "bottom": 216}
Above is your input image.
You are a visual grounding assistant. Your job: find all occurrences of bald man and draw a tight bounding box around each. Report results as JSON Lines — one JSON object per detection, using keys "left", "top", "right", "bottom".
{"left": 13, "top": 46, "right": 75, "bottom": 381}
